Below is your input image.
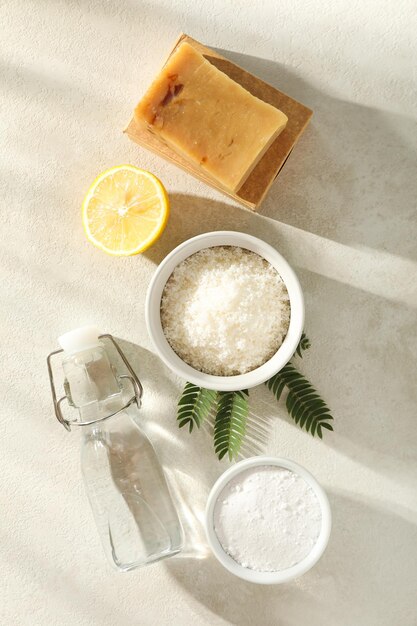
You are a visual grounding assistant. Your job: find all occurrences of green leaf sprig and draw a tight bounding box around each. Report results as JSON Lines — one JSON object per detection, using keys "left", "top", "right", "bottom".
{"left": 176, "top": 333, "right": 333, "bottom": 460}
{"left": 177, "top": 383, "right": 217, "bottom": 432}
{"left": 265, "top": 332, "right": 333, "bottom": 438}
{"left": 214, "top": 390, "right": 249, "bottom": 460}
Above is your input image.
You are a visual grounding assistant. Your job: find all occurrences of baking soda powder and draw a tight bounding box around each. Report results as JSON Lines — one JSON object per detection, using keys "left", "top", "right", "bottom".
{"left": 213, "top": 466, "right": 322, "bottom": 572}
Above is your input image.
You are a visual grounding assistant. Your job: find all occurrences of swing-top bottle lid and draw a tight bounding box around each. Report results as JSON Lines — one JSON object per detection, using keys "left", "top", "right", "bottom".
{"left": 58, "top": 325, "right": 102, "bottom": 355}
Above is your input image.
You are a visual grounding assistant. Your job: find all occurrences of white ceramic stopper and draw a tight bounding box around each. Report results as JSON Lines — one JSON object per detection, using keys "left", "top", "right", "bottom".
{"left": 58, "top": 325, "right": 102, "bottom": 354}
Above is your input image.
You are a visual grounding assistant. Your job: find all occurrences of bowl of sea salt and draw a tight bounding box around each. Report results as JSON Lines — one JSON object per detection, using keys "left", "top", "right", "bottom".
{"left": 145, "top": 231, "right": 304, "bottom": 391}
{"left": 205, "top": 457, "right": 331, "bottom": 584}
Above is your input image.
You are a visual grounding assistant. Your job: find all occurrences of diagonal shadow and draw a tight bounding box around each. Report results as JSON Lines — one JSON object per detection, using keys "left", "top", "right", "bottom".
{"left": 213, "top": 49, "right": 417, "bottom": 263}
{"left": 165, "top": 490, "right": 417, "bottom": 626}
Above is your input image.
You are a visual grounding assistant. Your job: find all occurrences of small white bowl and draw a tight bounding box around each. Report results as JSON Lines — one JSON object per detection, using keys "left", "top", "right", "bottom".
{"left": 205, "top": 456, "right": 331, "bottom": 584}
{"left": 145, "top": 231, "right": 304, "bottom": 391}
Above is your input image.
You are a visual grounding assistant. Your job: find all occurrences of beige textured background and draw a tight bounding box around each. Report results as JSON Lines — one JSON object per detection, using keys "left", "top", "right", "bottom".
{"left": 1, "top": 1, "right": 416, "bottom": 625}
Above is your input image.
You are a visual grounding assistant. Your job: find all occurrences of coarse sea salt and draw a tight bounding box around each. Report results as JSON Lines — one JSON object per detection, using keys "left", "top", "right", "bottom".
{"left": 213, "top": 466, "right": 322, "bottom": 572}
{"left": 160, "top": 246, "right": 290, "bottom": 376}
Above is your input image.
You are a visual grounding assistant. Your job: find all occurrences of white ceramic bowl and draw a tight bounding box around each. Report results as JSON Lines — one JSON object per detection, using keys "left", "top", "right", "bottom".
{"left": 145, "top": 231, "right": 304, "bottom": 391}
{"left": 205, "top": 456, "right": 332, "bottom": 584}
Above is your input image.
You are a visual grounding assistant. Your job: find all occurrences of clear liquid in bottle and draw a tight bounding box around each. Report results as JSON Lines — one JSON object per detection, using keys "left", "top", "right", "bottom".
{"left": 59, "top": 326, "right": 183, "bottom": 571}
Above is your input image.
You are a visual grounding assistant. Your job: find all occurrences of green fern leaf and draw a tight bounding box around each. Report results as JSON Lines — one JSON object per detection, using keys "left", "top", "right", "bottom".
{"left": 214, "top": 391, "right": 249, "bottom": 461}
{"left": 266, "top": 363, "right": 333, "bottom": 437}
{"left": 176, "top": 332, "right": 332, "bottom": 458}
{"left": 177, "top": 382, "right": 218, "bottom": 432}
{"left": 296, "top": 332, "right": 311, "bottom": 358}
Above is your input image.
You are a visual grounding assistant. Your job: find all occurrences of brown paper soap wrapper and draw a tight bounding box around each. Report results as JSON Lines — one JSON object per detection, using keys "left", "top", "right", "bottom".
{"left": 124, "top": 34, "right": 313, "bottom": 211}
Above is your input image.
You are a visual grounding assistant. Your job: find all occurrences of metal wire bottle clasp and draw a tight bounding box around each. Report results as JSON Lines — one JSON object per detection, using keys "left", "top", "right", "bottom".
{"left": 46, "top": 334, "right": 143, "bottom": 431}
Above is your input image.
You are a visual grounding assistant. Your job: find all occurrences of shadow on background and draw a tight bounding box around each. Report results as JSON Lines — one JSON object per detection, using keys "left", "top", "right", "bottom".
{"left": 213, "top": 49, "right": 417, "bottom": 263}
{"left": 145, "top": 193, "right": 417, "bottom": 488}
{"left": 3, "top": 4, "right": 416, "bottom": 625}
{"left": 142, "top": 193, "right": 254, "bottom": 265}
{"left": 115, "top": 316, "right": 417, "bottom": 626}
{"left": 166, "top": 490, "right": 417, "bottom": 626}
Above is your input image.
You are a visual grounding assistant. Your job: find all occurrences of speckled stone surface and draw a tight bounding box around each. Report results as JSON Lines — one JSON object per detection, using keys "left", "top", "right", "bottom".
{"left": 1, "top": 1, "right": 416, "bottom": 625}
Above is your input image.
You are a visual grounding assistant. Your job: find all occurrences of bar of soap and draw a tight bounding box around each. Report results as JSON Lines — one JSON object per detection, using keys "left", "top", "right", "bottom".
{"left": 134, "top": 42, "right": 288, "bottom": 192}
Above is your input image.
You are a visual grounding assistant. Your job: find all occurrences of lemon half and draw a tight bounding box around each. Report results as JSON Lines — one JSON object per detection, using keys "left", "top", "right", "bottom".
{"left": 82, "top": 165, "right": 169, "bottom": 256}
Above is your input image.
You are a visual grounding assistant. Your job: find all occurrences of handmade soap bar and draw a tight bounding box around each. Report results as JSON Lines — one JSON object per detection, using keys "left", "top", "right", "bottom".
{"left": 134, "top": 42, "right": 288, "bottom": 192}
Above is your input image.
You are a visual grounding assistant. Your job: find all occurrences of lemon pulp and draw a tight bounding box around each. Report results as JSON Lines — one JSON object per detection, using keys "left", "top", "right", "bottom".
{"left": 82, "top": 165, "right": 169, "bottom": 256}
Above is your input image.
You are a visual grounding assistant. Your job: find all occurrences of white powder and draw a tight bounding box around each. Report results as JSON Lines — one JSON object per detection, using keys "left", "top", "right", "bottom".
{"left": 160, "top": 246, "right": 290, "bottom": 376}
{"left": 213, "top": 466, "right": 322, "bottom": 572}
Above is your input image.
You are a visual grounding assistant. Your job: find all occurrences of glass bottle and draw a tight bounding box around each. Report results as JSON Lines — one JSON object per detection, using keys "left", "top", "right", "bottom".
{"left": 58, "top": 326, "right": 183, "bottom": 571}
